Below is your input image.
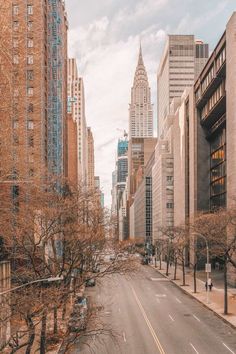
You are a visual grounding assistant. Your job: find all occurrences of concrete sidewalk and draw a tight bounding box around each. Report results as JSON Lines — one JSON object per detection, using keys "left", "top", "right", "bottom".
{"left": 150, "top": 261, "right": 236, "bottom": 328}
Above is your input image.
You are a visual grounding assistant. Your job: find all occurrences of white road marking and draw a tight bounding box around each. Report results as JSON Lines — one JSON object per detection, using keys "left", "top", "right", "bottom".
{"left": 151, "top": 277, "right": 169, "bottom": 281}
{"left": 123, "top": 331, "right": 127, "bottom": 343}
{"left": 223, "top": 342, "right": 236, "bottom": 354}
{"left": 131, "top": 286, "right": 166, "bottom": 354}
{"left": 190, "top": 343, "right": 199, "bottom": 354}
{"left": 193, "top": 315, "right": 200, "bottom": 322}
{"left": 118, "top": 308, "right": 121, "bottom": 313}
{"left": 155, "top": 294, "right": 167, "bottom": 298}
{"left": 168, "top": 314, "right": 174, "bottom": 322}
{"left": 175, "top": 297, "right": 182, "bottom": 303}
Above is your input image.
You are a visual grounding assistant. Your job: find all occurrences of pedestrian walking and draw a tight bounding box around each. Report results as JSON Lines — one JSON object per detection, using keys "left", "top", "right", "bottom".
{"left": 208, "top": 278, "right": 213, "bottom": 291}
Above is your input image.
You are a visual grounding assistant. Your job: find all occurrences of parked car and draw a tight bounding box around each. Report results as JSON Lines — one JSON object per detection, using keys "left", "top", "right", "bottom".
{"left": 86, "top": 278, "right": 96, "bottom": 287}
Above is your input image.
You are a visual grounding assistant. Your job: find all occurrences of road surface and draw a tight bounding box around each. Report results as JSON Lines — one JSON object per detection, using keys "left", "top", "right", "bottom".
{"left": 71, "top": 265, "right": 236, "bottom": 354}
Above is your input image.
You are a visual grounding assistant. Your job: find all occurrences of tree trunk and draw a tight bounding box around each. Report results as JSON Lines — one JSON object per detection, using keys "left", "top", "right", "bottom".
{"left": 193, "top": 263, "right": 197, "bottom": 293}
{"left": 166, "top": 246, "right": 170, "bottom": 276}
{"left": 159, "top": 254, "right": 162, "bottom": 270}
{"left": 174, "top": 258, "right": 177, "bottom": 280}
{"left": 224, "top": 257, "right": 228, "bottom": 315}
{"left": 40, "top": 310, "right": 47, "bottom": 354}
{"left": 53, "top": 306, "right": 58, "bottom": 335}
{"left": 25, "top": 315, "right": 35, "bottom": 354}
{"left": 182, "top": 259, "right": 186, "bottom": 286}
{"left": 62, "top": 302, "right": 66, "bottom": 321}
{"left": 166, "top": 258, "right": 169, "bottom": 276}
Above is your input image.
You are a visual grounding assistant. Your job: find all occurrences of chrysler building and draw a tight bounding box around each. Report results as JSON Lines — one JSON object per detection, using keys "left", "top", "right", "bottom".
{"left": 129, "top": 45, "right": 153, "bottom": 137}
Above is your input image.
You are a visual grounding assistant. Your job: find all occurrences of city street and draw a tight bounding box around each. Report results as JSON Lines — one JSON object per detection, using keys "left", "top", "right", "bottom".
{"left": 72, "top": 265, "right": 236, "bottom": 354}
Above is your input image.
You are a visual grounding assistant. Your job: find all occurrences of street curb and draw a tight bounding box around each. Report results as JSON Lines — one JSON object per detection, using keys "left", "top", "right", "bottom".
{"left": 149, "top": 265, "right": 236, "bottom": 331}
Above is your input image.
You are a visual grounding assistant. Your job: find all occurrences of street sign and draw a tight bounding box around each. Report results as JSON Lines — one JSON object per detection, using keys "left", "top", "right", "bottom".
{"left": 205, "top": 263, "right": 211, "bottom": 272}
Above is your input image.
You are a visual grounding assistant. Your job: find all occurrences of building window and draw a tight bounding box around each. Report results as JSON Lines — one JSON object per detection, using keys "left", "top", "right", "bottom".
{"left": 29, "top": 168, "right": 34, "bottom": 177}
{"left": 13, "top": 121, "right": 18, "bottom": 129}
{"left": 27, "top": 39, "right": 33, "bottom": 48}
{"left": 13, "top": 39, "right": 19, "bottom": 48}
{"left": 13, "top": 88, "right": 19, "bottom": 97}
{"left": 27, "top": 121, "right": 34, "bottom": 130}
{"left": 27, "top": 55, "right": 33, "bottom": 64}
{"left": 13, "top": 5, "right": 19, "bottom": 15}
{"left": 13, "top": 21, "right": 19, "bottom": 31}
{"left": 13, "top": 55, "right": 19, "bottom": 64}
{"left": 28, "top": 103, "right": 34, "bottom": 112}
{"left": 28, "top": 135, "right": 34, "bottom": 147}
{"left": 27, "top": 87, "right": 33, "bottom": 96}
{"left": 166, "top": 202, "right": 174, "bottom": 209}
{"left": 27, "top": 5, "right": 33, "bottom": 15}
{"left": 27, "top": 70, "right": 34, "bottom": 81}
{"left": 210, "top": 128, "right": 226, "bottom": 209}
{"left": 27, "top": 21, "right": 33, "bottom": 31}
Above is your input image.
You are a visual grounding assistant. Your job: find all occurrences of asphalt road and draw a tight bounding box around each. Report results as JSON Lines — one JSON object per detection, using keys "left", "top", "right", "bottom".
{"left": 71, "top": 265, "right": 236, "bottom": 354}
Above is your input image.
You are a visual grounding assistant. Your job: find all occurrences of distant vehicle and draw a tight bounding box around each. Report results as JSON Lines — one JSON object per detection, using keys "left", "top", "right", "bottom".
{"left": 86, "top": 278, "right": 96, "bottom": 287}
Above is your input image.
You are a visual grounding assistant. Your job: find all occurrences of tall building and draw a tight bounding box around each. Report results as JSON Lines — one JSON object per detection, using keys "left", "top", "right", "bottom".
{"left": 87, "top": 127, "right": 95, "bottom": 190}
{"left": 132, "top": 152, "right": 155, "bottom": 245}
{"left": 67, "top": 112, "right": 78, "bottom": 186}
{"left": 117, "top": 137, "right": 128, "bottom": 205}
{"left": 79, "top": 78, "right": 89, "bottom": 186}
{"left": 0, "top": 1, "right": 68, "bottom": 206}
{"left": 129, "top": 45, "right": 153, "bottom": 138}
{"left": 67, "top": 58, "right": 89, "bottom": 186}
{"left": 157, "top": 35, "right": 208, "bottom": 137}
{"left": 128, "top": 137, "right": 157, "bottom": 198}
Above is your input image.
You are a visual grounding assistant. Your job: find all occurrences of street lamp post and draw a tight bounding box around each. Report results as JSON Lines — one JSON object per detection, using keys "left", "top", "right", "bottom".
{"left": 0, "top": 276, "right": 63, "bottom": 296}
{"left": 193, "top": 232, "right": 210, "bottom": 304}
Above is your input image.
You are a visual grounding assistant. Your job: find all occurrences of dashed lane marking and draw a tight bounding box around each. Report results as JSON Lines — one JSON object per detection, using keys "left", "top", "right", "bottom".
{"left": 175, "top": 297, "right": 182, "bottom": 303}
{"left": 168, "top": 314, "right": 174, "bottom": 322}
{"left": 193, "top": 315, "right": 200, "bottom": 322}
{"left": 223, "top": 342, "right": 235, "bottom": 354}
{"left": 155, "top": 294, "right": 167, "bottom": 298}
{"left": 190, "top": 343, "right": 199, "bottom": 354}
{"left": 123, "top": 332, "right": 127, "bottom": 343}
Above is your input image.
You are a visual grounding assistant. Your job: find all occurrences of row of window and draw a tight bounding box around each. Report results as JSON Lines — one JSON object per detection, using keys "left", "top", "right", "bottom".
{"left": 13, "top": 5, "right": 33, "bottom": 15}
{"left": 13, "top": 21, "right": 33, "bottom": 31}
{"left": 200, "top": 80, "right": 225, "bottom": 120}
{"left": 13, "top": 38, "right": 34, "bottom": 48}
{"left": 13, "top": 87, "right": 34, "bottom": 97}
{"left": 215, "top": 47, "right": 226, "bottom": 73}
{"left": 196, "top": 48, "right": 226, "bottom": 102}
{"left": 13, "top": 55, "right": 34, "bottom": 65}
{"left": 202, "top": 65, "right": 214, "bottom": 93}
{"left": 13, "top": 120, "right": 34, "bottom": 130}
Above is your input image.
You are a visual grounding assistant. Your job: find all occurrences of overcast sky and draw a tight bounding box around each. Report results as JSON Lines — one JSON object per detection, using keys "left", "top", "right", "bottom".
{"left": 65, "top": 0, "right": 235, "bottom": 207}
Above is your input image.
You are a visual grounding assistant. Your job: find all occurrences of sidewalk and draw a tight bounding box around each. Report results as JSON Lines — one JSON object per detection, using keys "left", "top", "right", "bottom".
{"left": 150, "top": 261, "right": 236, "bottom": 328}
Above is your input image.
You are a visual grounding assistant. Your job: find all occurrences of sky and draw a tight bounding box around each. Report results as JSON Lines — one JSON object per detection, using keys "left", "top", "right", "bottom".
{"left": 65, "top": 0, "right": 235, "bottom": 207}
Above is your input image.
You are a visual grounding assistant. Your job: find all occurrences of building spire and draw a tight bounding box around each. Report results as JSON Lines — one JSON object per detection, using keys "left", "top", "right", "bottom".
{"left": 138, "top": 39, "right": 144, "bottom": 66}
